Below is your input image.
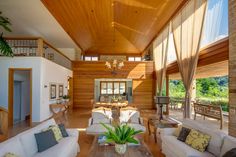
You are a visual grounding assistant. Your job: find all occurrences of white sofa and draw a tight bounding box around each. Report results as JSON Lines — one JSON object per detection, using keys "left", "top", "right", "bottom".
{"left": 0, "top": 119, "right": 79, "bottom": 157}
{"left": 160, "top": 119, "right": 236, "bottom": 157}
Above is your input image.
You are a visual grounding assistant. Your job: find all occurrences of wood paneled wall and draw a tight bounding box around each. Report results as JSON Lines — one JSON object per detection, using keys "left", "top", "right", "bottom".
{"left": 73, "top": 61, "right": 154, "bottom": 109}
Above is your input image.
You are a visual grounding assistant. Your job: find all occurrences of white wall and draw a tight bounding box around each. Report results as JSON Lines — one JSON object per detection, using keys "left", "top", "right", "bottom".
{"left": 0, "top": 57, "right": 42, "bottom": 122}
{"left": 0, "top": 57, "right": 72, "bottom": 122}
{"left": 40, "top": 58, "right": 72, "bottom": 121}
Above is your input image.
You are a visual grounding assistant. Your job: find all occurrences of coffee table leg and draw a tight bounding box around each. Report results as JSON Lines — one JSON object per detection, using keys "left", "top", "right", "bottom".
{"left": 154, "top": 128, "right": 157, "bottom": 143}
{"left": 148, "top": 120, "right": 151, "bottom": 135}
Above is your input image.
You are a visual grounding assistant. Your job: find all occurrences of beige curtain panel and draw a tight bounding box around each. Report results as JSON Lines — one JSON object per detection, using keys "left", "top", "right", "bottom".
{"left": 172, "top": 0, "right": 207, "bottom": 118}
{"left": 153, "top": 24, "right": 170, "bottom": 96}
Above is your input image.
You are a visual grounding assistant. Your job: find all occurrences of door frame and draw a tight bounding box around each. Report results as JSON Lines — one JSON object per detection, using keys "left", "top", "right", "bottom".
{"left": 8, "top": 68, "right": 32, "bottom": 126}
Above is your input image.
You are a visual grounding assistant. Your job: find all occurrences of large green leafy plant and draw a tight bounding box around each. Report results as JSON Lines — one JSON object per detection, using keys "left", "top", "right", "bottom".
{"left": 101, "top": 123, "right": 142, "bottom": 144}
{"left": 0, "top": 11, "right": 13, "bottom": 57}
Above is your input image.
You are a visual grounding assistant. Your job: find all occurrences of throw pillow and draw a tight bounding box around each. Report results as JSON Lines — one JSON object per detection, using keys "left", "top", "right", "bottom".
{"left": 58, "top": 123, "right": 68, "bottom": 137}
{"left": 34, "top": 129, "right": 58, "bottom": 152}
{"left": 223, "top": 148, "right": 236, "bottom": 157}
{"left": 185, "top": 129, "right": 211, "bottom": 152}
{"left": 4, "top": 153, "right": 19, "bottom": 157}
{"left": 177, "top": 127, "right": 191, "bottom": 142}
{"left": 173, "top": 125, "right": 182, "bottom": 137}
{"left": 48, "top": 125, "right": 63, "bottom": 141}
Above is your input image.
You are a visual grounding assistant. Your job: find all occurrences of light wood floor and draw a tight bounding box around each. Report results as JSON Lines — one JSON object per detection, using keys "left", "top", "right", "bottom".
{"left": 7, "top": 108, "right": 164, "bottom": 157}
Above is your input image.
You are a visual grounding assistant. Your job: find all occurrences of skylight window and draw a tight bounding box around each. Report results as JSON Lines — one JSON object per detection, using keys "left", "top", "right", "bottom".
{"left": 201, "top": 0, "right": 228, "bottom": 47}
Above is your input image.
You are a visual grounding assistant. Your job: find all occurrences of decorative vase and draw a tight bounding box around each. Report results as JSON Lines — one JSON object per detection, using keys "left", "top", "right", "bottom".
{"left": 115, "top": 143, "right": 127, "bottom": 154}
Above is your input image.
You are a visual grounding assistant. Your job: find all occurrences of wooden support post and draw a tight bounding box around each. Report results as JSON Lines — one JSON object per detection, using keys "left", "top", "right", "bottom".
{"left": 165, "top": 75, "right": 169, "bottom": 115}
{"left": 229, "top": 0, "right": 236, "bottom": 137}
{"left": 37, "top": 38, "right": 44, "bottom": 57}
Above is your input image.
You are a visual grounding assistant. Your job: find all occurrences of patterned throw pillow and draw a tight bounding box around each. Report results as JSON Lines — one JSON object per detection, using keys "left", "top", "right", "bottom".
{"left": 177, "top": 127, "right": 191, "bottom": 142}
{"left": 47, "top": 125, "right": 63, "bottom": 141}
{"left": 185, "top": 129, "right": 211, "bottom": 152}
{"left": 4, "top": 153, "right": 19, "bottom": 157}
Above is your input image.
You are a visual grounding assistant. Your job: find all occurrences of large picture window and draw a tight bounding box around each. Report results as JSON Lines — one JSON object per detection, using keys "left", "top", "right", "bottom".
{"left": 100, "top": 81, "right": 126, "bottom": 95}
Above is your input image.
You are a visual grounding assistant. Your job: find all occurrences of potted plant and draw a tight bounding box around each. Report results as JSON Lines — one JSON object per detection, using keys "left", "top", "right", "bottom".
{"left": 101, "top": 123, "right": 143, "bottom": 154}
{"left": 0, "top": 11, "right": 13, "bottom": 57}
{"left": 62, "top": 95, "right": 70, "bottom": 102}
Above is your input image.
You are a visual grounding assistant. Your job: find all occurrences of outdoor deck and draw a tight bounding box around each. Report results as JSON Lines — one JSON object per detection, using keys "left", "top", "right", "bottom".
{"left": 169, "top": 109, "right": 229, "bottom": 133}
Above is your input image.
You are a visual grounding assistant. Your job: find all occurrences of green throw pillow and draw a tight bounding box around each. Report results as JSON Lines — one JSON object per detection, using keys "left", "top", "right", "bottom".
{"left": 185, "top": 129, "right": 211, "bottom": 152}
{"left": 48, "top": 125, "right": 63, "bottom": 141}
{"left": 4, "top": 153, "right": 19, "bottom": 157}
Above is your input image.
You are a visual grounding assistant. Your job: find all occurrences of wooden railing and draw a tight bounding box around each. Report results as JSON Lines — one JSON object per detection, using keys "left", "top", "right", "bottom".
{"left": 0, "top": 107, "right": 8, "bottom": 141}
{"left": 2, "top": 37, "right": 72, "bottom": 70}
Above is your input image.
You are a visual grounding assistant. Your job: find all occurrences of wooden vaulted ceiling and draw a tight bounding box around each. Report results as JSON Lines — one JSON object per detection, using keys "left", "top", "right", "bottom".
{"left": 41, "top": 0, "right": 186, "bottom": 55}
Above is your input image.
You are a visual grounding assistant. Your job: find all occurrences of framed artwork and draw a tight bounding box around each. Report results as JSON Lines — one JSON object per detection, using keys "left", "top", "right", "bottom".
{"left": 50, "top": 83, "right": 57, "bottom": 100}
{"left": 58, "top": 84, "right": 64, "bottom": 98}
{"left": 48, "top": 53, "right": 54, "bottom": 61}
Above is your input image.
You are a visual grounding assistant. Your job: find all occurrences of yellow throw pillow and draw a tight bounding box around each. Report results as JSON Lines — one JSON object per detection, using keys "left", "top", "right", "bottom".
{"left": 4, "top": 153, "right": 19, "bottom": 157}
{"left": 185, "top": 129, "right": 211, "bottom": 152}
{"left": 47, "top": 125, "right": 63, "bottom": 141}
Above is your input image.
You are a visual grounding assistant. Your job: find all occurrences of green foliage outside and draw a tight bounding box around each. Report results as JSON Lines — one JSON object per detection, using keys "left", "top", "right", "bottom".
{"left": 169, "top": 76, "right": 229, "bottom": 112}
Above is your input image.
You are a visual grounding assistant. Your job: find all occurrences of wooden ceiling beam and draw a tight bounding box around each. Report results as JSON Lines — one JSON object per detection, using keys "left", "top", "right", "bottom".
{"left": 166, "top": 38, "right": 229, "bottom": 75}
{"left": 142, "top": 0, "right": 189, "bottom": 55}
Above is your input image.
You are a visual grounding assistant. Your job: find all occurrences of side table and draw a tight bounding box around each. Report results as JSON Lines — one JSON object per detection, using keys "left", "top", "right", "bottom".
{"left": 147, "top": 117, "right": 179, "bottom": 143}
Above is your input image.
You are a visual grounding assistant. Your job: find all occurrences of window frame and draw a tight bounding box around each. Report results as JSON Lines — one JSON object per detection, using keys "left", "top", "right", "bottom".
{"left": 100, "top": 81, "right": 126, "bottom": 95}
{"left": 128, "top": 56, "right": 142, "bottom": 61}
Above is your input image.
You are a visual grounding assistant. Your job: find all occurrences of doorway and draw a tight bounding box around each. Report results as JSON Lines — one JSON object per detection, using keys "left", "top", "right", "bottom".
{"left": 8, "top": 68, "right": 32, "bottom": 127}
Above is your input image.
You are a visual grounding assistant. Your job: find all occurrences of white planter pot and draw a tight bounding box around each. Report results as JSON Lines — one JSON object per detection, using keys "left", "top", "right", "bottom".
{"left": 115, "top": 143, "right": 127, "bottom": 154}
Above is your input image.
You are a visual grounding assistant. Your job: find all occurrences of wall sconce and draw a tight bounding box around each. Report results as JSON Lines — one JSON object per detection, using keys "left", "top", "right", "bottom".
{"left": 44, "top": 85, "right": 48, "bottom": 88}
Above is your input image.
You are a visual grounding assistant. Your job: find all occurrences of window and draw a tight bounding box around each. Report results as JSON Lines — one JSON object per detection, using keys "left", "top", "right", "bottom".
{"left": 201, "top": 0, "right": 228, "bottom": 47}
{"left": 100, "top": 81, "right": 126, "bottom": 95}
{"left": 128, "top": 56, "right": 142, "bottom": 61}
{"left": 84, "top": 56, "right": 98, "bottom": 61}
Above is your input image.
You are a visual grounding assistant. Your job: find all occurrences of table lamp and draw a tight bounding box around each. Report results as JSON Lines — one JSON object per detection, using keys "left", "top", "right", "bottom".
{"left": 156, "top": 96, "right": 170, "bottom": 120}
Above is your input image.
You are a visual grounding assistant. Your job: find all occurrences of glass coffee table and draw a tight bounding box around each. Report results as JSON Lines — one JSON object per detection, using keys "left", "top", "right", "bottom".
{"left": 88, "top": 136, "right": 153, "bottom": 157}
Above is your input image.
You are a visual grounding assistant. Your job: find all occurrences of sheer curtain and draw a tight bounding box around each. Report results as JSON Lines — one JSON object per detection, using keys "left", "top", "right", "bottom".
{"left": 171, "top": 0, "right": 207, "bottom": 118}
{"left": 201, "top": 0, "right": 226, "bottom": 47}
{"left": 153, "top": 25, "right": 170, "bottom": 95}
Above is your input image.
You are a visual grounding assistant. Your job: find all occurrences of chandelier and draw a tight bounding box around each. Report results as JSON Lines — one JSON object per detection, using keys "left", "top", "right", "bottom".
{"left": 105, "top": 60, "right": 124, "bottom": 75}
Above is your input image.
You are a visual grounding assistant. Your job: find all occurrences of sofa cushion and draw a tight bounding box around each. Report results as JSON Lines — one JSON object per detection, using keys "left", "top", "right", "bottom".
{"left": 222, "top": 148, "right": 236, "bottom": 157}
{"left": 177, "top": 127, "right": 191, "bottom": 142}
{"left": 183, "top": 119, "right": 226, "bottom": 157}
{"left": 86, "top": 124, "right": 114, "bottom": 134}
{"left": 220, "top": 135, "right": 236, "bottom": 157}
{"left": 58, "top": 124, "right": 69, "bottom": 137}
{"left": 92, "top": 118, "right": 110, "bottom": 125}
{"left": 126, "top": 123, "right": 146, "bottom": 132}
{"left": 185, "top": 129, "right": 211, "bottom": 152}
{"left": 120, "top": 110, "right": 140, "bottom": 123}
{"left": 0, "top": 136, "right": 26, "bottom": 157}
{"left": 18, "top": 119, "right": 57, "bottom": 157}
{"left": 162, "top": 135, "right": 215, "bottom": 157}
{"left": 34, "top": 136, "right": 78, "bottom": 157}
